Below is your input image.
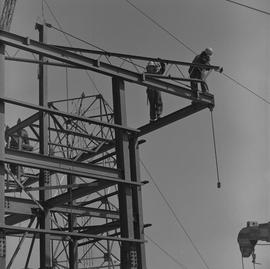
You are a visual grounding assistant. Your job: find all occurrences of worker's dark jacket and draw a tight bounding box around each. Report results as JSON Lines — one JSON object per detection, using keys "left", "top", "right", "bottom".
{"left": 189, "top": 52, "right": 210, "bottom": 78}
{"left": 146, "top": 62, "right": 166, "bottom": 120}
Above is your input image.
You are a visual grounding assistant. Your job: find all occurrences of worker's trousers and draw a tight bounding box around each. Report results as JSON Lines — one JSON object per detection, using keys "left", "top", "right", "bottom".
{"left": 147, "top": 88, "right": 163, "bottom": 121}
{"left": 190, "top": 73, "right": 208, "bottom": 97}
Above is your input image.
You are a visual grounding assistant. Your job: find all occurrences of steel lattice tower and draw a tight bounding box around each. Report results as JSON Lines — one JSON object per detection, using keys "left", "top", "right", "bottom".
{"left": 0, "top": 20, "right": 218, "bottom": 269}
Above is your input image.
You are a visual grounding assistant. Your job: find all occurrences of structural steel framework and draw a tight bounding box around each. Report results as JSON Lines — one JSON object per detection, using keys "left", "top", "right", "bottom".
{"left": 0, "top": 22, "right": 218, "bottom": 269}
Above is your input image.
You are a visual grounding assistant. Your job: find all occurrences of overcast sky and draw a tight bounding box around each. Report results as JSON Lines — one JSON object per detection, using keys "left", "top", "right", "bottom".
{"left": 5, "top": 0, "right": 270, "bottom": 269}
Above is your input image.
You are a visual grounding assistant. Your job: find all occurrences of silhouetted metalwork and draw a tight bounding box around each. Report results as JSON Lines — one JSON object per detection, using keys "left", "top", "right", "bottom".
{"left": 0, "top": 21, "right": 216, "bottom": 268}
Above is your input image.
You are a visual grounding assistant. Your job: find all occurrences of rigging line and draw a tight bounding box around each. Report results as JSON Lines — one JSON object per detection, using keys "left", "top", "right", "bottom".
{"left": 50, "top": 24, "right": 146, "bottom": 71}
{"left": 222, "top": 72, "right": 270, "bottom": 105}
{"left": 50, "top": 24, "right": 105, "bottom": 52}
{"left": 41, "top": 0, "right": 45, "bottom": 22}
{"left": 125, "top": 0, "right": 270, "bottom": 107}
{"left": 225, "top": 0, "right": 270, "bottom": 16}
{"left": 145, "top": 234, "right": 189, "bottom": 269}
{"left": 210, "top": 110, "right": 221, "bottom": 188}
{"left": 43, "top": 0, "right": 71, "bottom": 46}
{"left": 241, "top": 255, "right": 245, "bottom": 269}
{"left": 43, "top": 0, "right": 102, "bottom": 95}
{"left": 140, "top": 160, "right": 211, "bottom": 269}
{"left": 65, "top": 67, "right": 69, "bottom": 113}
{"left": 124, "top": 0, "right": 196, "bottom": 55}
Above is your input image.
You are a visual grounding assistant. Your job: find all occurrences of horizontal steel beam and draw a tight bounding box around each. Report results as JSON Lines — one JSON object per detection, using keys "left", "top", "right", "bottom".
{"left": 5, "top": 56, "right": 78, "bottom": 68}
{"left": 45, "top": 181, "right": 114, "bottom": 208}
{"left": 5, "top": 214, "right": 32, "bottom": 225}
{"left": 79, "top": 190, "right": 118, "bottom": 207}
{"left": 138, "top": 103, "right": 210, "bottom": 136}
{"left": 5, "top": 196, "right": 119, "bottom": 220}
{"left": 54, "top": 205, "right": 119, "bottom": 220}
{"left": 0, "top": 224, "right": 145, "bottom": 243}
{"left": 2, "top": 97, "right": 138, "bottom": 134}
{"left": 52, "top": 45, "right": 221, "bottom": 71}
{"left": 5, "top": 196, "right": 37, "bottom": 216}
{"left": 54, "top": 221, "right": 120, "bottom": 235}
{"left": 0, "top": 30, "right": 213, "bottom": 104}
{"left": 4, "top": 148, "right": 140, "bottom": 186}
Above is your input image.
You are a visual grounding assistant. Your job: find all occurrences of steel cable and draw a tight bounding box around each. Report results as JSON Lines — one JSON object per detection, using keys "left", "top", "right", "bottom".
{"left": 140, "top": 159, "right": 211, "bottom": 269}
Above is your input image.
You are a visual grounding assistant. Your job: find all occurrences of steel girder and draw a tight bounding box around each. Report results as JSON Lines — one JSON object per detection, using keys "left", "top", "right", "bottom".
{"left": 0, "top": 24, "right": 217, "bottom": 269}
{"left": 0, "top": 30, "right": 214, "bottom": 105}
{"left": 0, "top": 224, "right": 145, "bottom": 243}
{"left": 4, "top": 148, "right": 136, "bottom": 185}
{"left": 139, "top": 102, "right": 210, "bottom": 136}
{"left": 2, "top": 96, "right": 139, "bottom": 133}
{"left": 5, "top": 196, "right": 120, "bottom": 220}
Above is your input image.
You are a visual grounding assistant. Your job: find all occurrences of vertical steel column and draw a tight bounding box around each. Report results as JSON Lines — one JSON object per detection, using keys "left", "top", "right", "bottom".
{"left": 36, "top": 23, "right": 51, "bottom": 269}
{"left": 68, "top": 175, "right": 78, "bottom": 269}
{"left": 129, "top": 136, "right": 147, "bottom": 269}
{"left": 0, "top": 40, "right": 6, "bottom": 269}
{"left": 0, "top": 3, "right": 6, "bottom": 265}
{"left": 112, "top": 77, "right": 137, "bottom": 269}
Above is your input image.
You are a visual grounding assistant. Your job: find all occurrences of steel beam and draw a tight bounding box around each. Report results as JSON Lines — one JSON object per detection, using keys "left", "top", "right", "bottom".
{"left": 53, "top": 205, "right": 119, "bottom": 220}
{"left": 0, "top": 28, "right": 6, "bottom": 268}
{"left": 2, "top": 96, "right": 139, "bottom": 133}
{"left": 138, "top": 103, "right": 209, "bottom": 136}
{"left": 44, "top": 180, "right": 114, "bottom": 208}
{"left": 78, "top": 221, "right": 120, "bottom": 235}
{"left": 112, "top": 77, "right": 138, "bottom": 269}
{"left": 129, "top": 136, "right": 147, "bottom": 269}
{"left": 5, "top": 112, "right": 39, "bottom": 136}
{"left": 0, "top": 30, "right": 214, "bottom": 104}
{"left": 0, "top": 224, "right": 145, "bottom": 243}
{"left": 51, "top": 45, "right": 221, "bottom": 71}
{"left": 53, "top": 221, "right": 120, "bottom": 235}
{"left": 4, "top": 148, "right": 141, "bottom": 186}
{"left": 5, "top": 196, "right": 119, "bottom": 220}
{"left": 5, "top": 214, "right": 32, "bottom": 226}
{"left": 36, "top": 23, "right": 51, "bottom": 269}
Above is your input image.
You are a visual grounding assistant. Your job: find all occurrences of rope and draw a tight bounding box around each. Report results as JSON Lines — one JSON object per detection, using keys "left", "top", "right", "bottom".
{"left": 210, "top": 110, "right": 221, "bottom": 188}
{"left": 145, "top": 234, "right": 189, "bottom": 269}
{"left": 222, "top": 72, "right": 270, "bottom": 105}
{"left": 65, "top": 67, "right": 69, "bottom": 113}
{"left": 140, "top": 160, "right": 211, "bottom": 269}
{"left": 241, "top": 255, "right": 245, "bottom": 269}
{"left": 43, "top": 0, "right": 102, "bottom": 95}
{"left": 124, "top": 0, "right": 196, "bottom": 55}
{"left": 125, "top": 0, "right": 270, "bottom": 106}
{"left": 41, "top": 0, "right": 45, "bottom": 23}
{"left": 225, "top": 0, "right": 270, "bottom": 16}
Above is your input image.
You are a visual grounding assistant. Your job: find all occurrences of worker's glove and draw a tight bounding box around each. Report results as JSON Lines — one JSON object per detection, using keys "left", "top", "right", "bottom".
{"left": 215, "top": 67, "right": 223, "bottom": 73}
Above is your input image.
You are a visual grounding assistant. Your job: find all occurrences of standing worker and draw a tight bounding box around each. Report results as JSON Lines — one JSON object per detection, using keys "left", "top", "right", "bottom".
{"left": 188, "top": 48, "right": 213, "bottom": 97}
{"left": 146, "top": 60, "right": 166, "bottom": 122}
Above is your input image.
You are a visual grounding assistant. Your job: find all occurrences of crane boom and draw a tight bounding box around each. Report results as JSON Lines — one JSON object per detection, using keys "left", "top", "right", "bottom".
{"left": 238, "top": 221, "right": 270, "bottom": 257}
{"left": 0, "top": 0, "right": 17, "bottom": 31}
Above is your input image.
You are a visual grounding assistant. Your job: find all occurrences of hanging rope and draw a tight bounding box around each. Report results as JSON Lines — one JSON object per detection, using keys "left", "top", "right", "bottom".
{"left": 41, "top": 0, "right": 45, "bottom": 23}
{"left": 241, "top": 255, "right": 245, "bottom": 269}
{"left": 65, "top": 67, "right": 69, "bottom": 113}
{"left": 210, "top": 110, "right": 221, "bottom": 188}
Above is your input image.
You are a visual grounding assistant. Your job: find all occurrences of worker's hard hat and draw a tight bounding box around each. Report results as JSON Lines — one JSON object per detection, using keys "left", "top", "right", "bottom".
{"left": 205, "top": 47, "right": 213, "bottom": 56}
{"left": 148, "top": 61, "right": 156, "bottom": 67}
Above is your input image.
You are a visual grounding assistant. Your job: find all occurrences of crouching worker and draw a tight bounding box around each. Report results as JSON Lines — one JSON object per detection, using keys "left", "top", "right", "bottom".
{"left": 146, "top": 60, "right": 166, "bottom": 122}
{"left": 189, "top": 48, "right": 213, "bottom": 98}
